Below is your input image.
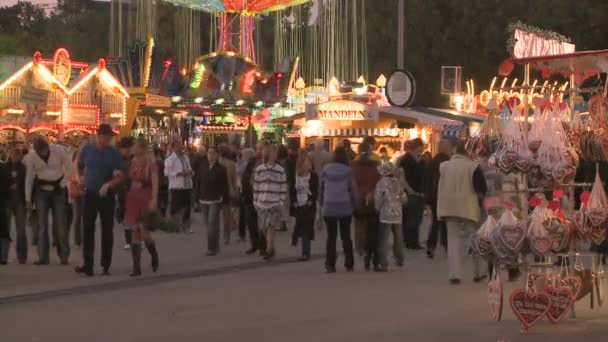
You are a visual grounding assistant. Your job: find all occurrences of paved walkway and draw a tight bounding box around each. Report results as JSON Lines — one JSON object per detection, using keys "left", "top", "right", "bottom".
{"left": 2, "top": 214, "right": 608, "bottom": 341}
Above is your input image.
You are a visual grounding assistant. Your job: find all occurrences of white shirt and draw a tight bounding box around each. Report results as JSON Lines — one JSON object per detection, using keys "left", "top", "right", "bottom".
{"left": 24, "top": 144, "right": 72, "bottom": 202}
{"left": 164, "top": 152, "right": 193, "bottom": 190}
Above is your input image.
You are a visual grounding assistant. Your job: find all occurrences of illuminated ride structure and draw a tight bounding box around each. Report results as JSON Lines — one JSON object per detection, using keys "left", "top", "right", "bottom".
{"left": 106, "top": 0, "right": 311, "bottom": 144}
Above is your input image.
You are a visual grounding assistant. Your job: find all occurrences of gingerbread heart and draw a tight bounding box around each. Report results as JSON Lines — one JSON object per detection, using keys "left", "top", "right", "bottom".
{"left": 552, "top": 168, "right": 568, "bottom": 184}
{"left": 488, "top": 278, "right": 503, "bottom": 321}
{"left": 587, "top": 209, "right": 608, "bottom": 227}
{"left": 529, "top": 236, "right": 552, "bottom": 256}
{"left": 498, "top": 224, "right": 526, "bottom": 253}
{"left": 515, "top": 157, "right": 532, "bottom": 173}
{"left": 572, "top": 211, "right": 591, "bottom": 237}
{"left": 590, "top": 226, "right": 607, "bottom": 245}
{"left": 544, "top": 285, "right": 575, "bottom": 324}
{"left": 510, "top": 289, "right": 552, "bottom": 329}
{"left": 561, "top": 275, "right": 583, "bottom": 300}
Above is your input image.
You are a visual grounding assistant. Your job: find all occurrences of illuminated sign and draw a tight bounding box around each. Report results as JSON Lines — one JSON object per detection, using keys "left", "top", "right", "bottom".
{"left": 53, "top": 48, "right": 71, "bottom": 86}
{"left": 67, "top": 106, "right": 98, "bottom": 126}
{"left": 513, "top": 29, "right": 575, "bottom": 59}
{"left": 305, "top": 100, "right": 378, "bottom": 122}
{"left": 145, "top": 94, "right": 172, "bottom": 108}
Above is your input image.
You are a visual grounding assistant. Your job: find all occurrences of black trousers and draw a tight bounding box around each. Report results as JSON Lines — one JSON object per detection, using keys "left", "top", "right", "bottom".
{"left": 238, "top": 198, "right": 247, "bottom": 239}
{"left": 324, "top": 216, "right": 354, "bottom": 269}
{"left": 365, "top": 213, "right": 380, "bottom": 266}
{"left": 245, "top": 203, "right": 264, "bottom": 250}
{"left": 82, "top": 191, "right": 115, "bottom": 270}
{"left": 427, "top": 205, "right": 447, "bottom": 252}
{"left": 170, "top": 189, "right": 192, "bottom": 227}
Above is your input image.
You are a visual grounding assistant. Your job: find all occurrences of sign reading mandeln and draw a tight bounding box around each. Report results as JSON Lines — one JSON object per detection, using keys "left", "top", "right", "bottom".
{"left": 305, "top": 100, "right": 378, "bottom": 122}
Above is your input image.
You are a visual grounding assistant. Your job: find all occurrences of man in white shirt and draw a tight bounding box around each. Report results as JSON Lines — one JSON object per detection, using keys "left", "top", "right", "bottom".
{"left": 25, "top": 137, "right": 72, "bottom": 265}
{"left": 164, "top": 141, "right": 193, "bottom": 232}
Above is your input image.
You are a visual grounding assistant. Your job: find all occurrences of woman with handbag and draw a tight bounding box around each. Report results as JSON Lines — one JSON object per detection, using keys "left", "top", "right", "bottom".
{"left": 291, "top": 152, "right": 318, "bottom": 261}
{"left": 124, "top": 138, "right": 160, "bottom": 276}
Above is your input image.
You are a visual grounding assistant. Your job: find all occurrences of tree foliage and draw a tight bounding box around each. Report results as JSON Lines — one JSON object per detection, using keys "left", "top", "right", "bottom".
{"left": 0, "top": 0, "right": 108, "bottom": 61}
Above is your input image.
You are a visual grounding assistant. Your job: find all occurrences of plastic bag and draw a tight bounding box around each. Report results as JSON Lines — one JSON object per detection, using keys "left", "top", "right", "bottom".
{"left": 491, "top": 209, "right": 526, "bottom": 259}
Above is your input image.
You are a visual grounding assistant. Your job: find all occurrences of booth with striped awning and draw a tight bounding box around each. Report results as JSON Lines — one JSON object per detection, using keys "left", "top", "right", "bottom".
{"left": 300, "top": 127, "right": 400, "bottom": 137}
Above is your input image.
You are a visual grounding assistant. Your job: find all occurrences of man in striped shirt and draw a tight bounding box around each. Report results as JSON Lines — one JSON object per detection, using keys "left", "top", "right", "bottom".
{"left": 253, "top": 144, "right": 288, "bottom": 260}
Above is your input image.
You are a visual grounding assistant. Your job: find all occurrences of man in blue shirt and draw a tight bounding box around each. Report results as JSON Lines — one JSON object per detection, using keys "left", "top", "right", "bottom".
{"left": 75, "top": 124, "right": 126, "bottom": 276}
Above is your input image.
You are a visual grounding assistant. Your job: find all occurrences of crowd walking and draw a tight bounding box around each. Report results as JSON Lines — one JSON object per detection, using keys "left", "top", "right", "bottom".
{"left": 0, "top": 123, "right": 525, "bottom": 287}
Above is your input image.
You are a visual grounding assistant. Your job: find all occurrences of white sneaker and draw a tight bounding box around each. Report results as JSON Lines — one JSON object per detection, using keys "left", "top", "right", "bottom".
{"left": 123, "top": 244, "right": 131, "bottom": 250}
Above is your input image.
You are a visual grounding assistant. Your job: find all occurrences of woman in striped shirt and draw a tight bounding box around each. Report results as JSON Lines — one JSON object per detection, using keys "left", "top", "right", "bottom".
{"left": 253, "top": 144, "right": 288, "bottom": 260}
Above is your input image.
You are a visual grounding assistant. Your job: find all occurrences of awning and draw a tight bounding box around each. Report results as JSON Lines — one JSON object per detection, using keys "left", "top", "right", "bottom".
{"left": 380, "top": 106, "right": 463, "bottom": 128}
{"left": 272, "top": 112, "right": 305, "bottom": 124}
{"left": 501, "top": 49, "right": 608, "bottom": 77}
{"left": 301, "top": 127, "right": 400, "bottom": 138}
{"left": 426, "top": 108, "right": 486, "bottom": 123}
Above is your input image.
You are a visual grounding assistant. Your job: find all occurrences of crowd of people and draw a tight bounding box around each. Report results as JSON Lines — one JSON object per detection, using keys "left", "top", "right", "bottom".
{"left": 0, "top": 124, "right": 514, "bottom": 284}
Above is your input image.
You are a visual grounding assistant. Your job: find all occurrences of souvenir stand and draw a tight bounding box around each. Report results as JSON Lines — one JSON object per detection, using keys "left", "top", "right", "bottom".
{"left": 469, "top": 42, "right": 608, "bottom": 332}
{"left": 274, "top": 77, "right": 460, "bottom": 156}
{"left": 0, "top": 49, "right": 127, "bottom": 146}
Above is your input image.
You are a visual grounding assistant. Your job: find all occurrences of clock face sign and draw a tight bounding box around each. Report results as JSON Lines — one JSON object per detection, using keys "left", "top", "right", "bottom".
{"left": 53, "top": 48, "right": 71, "bottom": 86}
{"left": 386, "top": 70, "right": 416, "bottom": 107}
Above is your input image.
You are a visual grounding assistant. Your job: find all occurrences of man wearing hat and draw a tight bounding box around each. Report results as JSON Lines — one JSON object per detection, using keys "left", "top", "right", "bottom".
{"left": 24, "top": 136, "right": 72, "bottom": 265}
{"left": 75, "top": 124, "right": 126, "bottom": 276}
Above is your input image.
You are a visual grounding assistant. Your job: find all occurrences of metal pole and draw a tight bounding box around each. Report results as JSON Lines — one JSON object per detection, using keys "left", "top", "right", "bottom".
{"left": 397, "top": 0, "right": 405, "bottom": 69}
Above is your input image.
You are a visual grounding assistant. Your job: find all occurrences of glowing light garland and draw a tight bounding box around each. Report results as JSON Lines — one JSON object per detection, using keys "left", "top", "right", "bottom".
{"left": 144, "top": 36, "right": 155, "bottom": 89}
{"left": 190, "top": 63, "right": 206, "bottom": 89}
{"left": 0, "top": 62, "right": 33, "bottom": 91}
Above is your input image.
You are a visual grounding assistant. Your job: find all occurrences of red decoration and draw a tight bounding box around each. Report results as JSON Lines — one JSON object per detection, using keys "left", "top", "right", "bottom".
{"left": 548, "top": 200, "right": 561, "bottom": 211}
{"left": 498, "top": 58, "right": 515, "bottom": 76}
{"left": 580, "top": 191, "right": 591, "bottom": 205}
{"left": 530, "top": 196, "right": 542, "bottom": 207}
{"left": 33, "top": 51, "right": 42, "bottom": 65}
{"left": 240, "top": 68, "right": 257, "bottom": 96}
{"left": 98, "top": 58, "right": 106, "bottom": 70}
{"left": 510, "top": 289, "right": 552, "bottom": 329}
{"left": 553, "top": 189, "right": 564, "bottom": 199}
{"left": 508, "top": 96, "right": 521, "bottom": 108}
{"left": 484, "top": 197, "right": 496, "bottom": 210}
{"left": 502, "top": 199, "right": 515, "bottom": 210}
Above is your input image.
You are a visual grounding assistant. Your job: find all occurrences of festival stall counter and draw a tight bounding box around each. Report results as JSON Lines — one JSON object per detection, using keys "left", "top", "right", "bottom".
{"left": 275, "top": 99, "right": 462, "bottom": 155}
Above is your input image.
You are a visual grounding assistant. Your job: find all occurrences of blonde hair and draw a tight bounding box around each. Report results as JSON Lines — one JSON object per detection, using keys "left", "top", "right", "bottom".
{"left": 296, "top": 151, "right": 312, "bottom": 176}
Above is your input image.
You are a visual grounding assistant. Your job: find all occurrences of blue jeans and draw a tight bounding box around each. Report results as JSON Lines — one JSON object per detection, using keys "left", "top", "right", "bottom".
{"left": 378, "top": 223, "right": 405, "bottom": 268}
{"left": 8, "top": 199, "right": 27, "bottom": 262}
{"left": 403, "top": 194, "right": 424, "bottom": 247}
{"left": 35, "top": 189, "right": 69, "bottom": 263}
{"left": 201, "top": 203, "right": 221, "bottom": 253}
